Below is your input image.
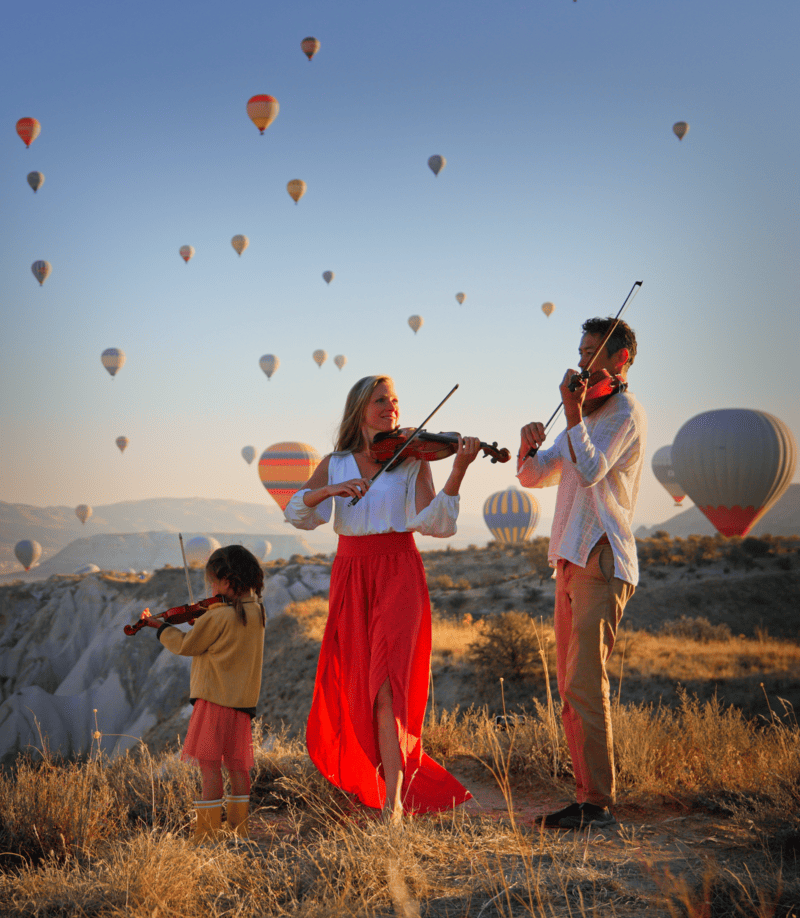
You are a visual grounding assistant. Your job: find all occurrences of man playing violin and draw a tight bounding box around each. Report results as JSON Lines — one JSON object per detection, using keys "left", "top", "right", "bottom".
{"left": 518, "top": 317, "right": 647, "bottom": 830}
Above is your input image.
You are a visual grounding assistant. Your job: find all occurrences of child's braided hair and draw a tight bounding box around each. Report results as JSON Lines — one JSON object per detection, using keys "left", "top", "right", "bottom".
{"left": 205, "top": 544, "right": 266, "bottom": 625}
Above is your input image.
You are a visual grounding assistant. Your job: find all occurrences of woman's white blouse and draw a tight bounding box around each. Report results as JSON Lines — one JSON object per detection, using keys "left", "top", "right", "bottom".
{"left": 283, "top": 453, "right": 459, "bottom": 538}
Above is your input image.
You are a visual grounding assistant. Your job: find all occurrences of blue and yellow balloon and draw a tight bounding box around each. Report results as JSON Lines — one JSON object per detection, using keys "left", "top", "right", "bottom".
{"left": 483, "top": 487, "right": 540, "bottom": 544}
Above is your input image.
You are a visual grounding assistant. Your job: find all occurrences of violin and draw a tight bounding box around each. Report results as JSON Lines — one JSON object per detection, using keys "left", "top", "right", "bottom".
{"left": 371, "top": 428, "right": 511, "bottom": 464}
{"left": 577, "top": 369, "right": 627, "bottom": 416}
{"left": 123, "top": 594, "right": 226, "bottom": 637}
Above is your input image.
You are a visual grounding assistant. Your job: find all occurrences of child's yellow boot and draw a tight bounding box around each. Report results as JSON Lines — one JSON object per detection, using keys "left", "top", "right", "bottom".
{"left": 226, "top": 795, "right": 250, "bottom": 838}
{"left": 192, "top": 798, "right": 222, "bottom": 844}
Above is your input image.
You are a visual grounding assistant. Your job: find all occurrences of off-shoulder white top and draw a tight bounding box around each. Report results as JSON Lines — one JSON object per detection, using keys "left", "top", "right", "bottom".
{"left": 283, "top": 453, "right": 459, "bottom": 538}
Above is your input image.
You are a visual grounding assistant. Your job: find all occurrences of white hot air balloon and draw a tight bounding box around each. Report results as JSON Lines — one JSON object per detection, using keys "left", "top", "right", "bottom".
{"left": 184, "top": 536, "right": 222, "bottom": 567}
{"left": 241, "top": 446, "right": 256, "bottom": 465}
{"left": 651, "top": 445, "right": 686, "bottom": 506}
{"left": 249, "top": 538, "right": 272, "bottom": 561}
{"left": 179, "top": 245, "right": 195, "bottom": 263}
{"left": 671, "top": 409, "right": 796, "bottom": 537}
{"left": 322, "top": 270, "right": 334, "bottom": 284}
{"left": 455, "top": 292, "right": 466, "bottom": 305}
{"left": 313, "top": 349, "right": 327, "bottom": 368}
{"left": 408, "top": 315, "right": 423, "bottom": 334}
{"left": 334, "top": 354, "right": 347, "bottom": 370}
{"left": 75, "top": 504, "right": 93, "bottom": 524}
{"left": 231, "top": 234, "right": 249, "bottom": 256}
{"left": 15, "top": 539, "right": 42, "bottom": 571}
{"left": 259, "top": 354, "right": 279, "bottom": 379}
{"left": 102, "top": 348, "right": 125, "bottom": 378}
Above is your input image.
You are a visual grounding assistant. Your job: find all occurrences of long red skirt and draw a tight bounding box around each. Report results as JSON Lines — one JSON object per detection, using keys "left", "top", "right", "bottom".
{"left": 306, "top": 532, "right": 471, "bottom": 814}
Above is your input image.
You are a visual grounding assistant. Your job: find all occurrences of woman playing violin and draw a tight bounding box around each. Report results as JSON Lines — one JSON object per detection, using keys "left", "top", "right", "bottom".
{"left": 284, "top": 375, "right": 481, "bottom": 822}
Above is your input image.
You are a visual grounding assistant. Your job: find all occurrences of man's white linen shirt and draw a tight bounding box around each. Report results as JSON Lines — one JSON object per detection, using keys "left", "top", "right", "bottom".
{"left": 516, "top": 391, "right": 647, "bottom": 586}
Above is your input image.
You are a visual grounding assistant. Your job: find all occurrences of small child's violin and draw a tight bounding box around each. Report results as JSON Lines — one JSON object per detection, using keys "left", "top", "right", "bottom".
{"left": 370, "top": 428, "right": 511, "bottom": 464}
{"left": 123, "top": 594, "right": 226, "bottom": 636}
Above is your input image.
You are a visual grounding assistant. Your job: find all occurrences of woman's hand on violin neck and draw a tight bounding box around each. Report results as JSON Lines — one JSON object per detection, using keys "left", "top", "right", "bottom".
{"left": 452, "top": 436, "right": 481, "bottom": 472}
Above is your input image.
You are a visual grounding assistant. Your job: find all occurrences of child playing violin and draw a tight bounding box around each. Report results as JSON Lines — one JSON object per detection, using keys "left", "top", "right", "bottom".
{"left": 284, "top": 375, "right": 481, "bottom": 823}
{"left": 139, "top": 544, "right": 266, "bottom": 842}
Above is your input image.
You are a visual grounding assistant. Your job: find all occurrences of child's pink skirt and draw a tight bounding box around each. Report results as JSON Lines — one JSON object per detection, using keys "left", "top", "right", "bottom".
{"left": 181, "top": 699, "right": 254, "bottom": 770}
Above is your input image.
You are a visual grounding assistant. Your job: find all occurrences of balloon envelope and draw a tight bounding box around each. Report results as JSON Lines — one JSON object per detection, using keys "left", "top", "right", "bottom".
{"left": 541, "top": 301, "right": 555, "bottom": 317}
{"left": 102, "top": 348, "right": 125, "bottom": 377}
{"left": 259, "top": 354, "right": 279, "bottom": 379}
{"left": 184, "top": 536, "right": 222, "bottom": 567}
{"left": 455, "top": 292, "right": 466, "bottom": 305}
{"left": 27, "top": 171, "right": 44, "bottom": 192}
{"left": 673, "top": 121, "right": 689, "bottom": 140}
{"left": 241, "top": 446, "right": 256, "bottom": 465}
{"left": 259, "top": 442, "right": 321, "bottom": 510}
{"left": 287, "top": 179, "right": 306, "bottom": 203}
{"left": 651, "top": 445, "right": 686, "bottom": 505}
{"left": 75, "top": 504, "right": 92, "bottom": 524}
{"left": 16, "top": 117, "right": 40, "bottom": 147}
{"left": 408, "top": 315, "right": 423, "bottom": 334}
{"left": 247, "top": 95, "right": 279, "bottom": 134}
{"left": 672, "top": 409, "right": 797, "bottom": 536}
{"left": 249, "top": 538, "right": 272, "bottom": 561}
{"left": 483, "top": 488, "right": 540, "bottom": 543}
{"left": 31, "top": 260, "right": 51, "bottom": 285}
{"left": 313, "top": 349, "right": 327, "bottom": 367}
{"left": 322, "top": 270, "right": 334, "bottom": 284}
{"left": 179, "top": 245, "right": 195, "bottom": 263}
{"left": 15, "top": 539, "right": 42, "bottom": 570}
{"left": 301, "top": 36, "right": 320, "bottom": 60}
{"left": 334, "top": 354, "right": 346, "bottom": 370}
{"left": 428, "top": 154, "right": 446, "bottom": 176}
{"left": 116, "top": 436, "right": 129, "bottom": 453}
{"left": 231, "top": 234, "right": 249, "bottom": 256}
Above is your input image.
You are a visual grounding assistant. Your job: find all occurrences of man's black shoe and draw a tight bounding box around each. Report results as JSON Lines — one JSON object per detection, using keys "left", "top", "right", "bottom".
{"left": 559, "top": 803, "right": 616, "bottom": 829}
{"left": 541, "top": 802, "right": 582, "bottom": 828}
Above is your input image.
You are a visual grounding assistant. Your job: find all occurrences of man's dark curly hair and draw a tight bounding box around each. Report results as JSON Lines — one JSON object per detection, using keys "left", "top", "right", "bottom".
{"left": 582, "top": 317, "right": 637, "bottom": 369}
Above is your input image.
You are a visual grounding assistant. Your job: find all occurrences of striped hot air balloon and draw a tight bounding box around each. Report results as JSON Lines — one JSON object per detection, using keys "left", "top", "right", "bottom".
{"left": 301, "top": 36, "right": 320, "bottom": 61}
{"left": 247, "top": 95, "right": 279, "bottom": 134}
{"left": 16, "top": 118, "right": 41, "bottom": 148}
{"left": 102, "top": 348, "right": 125, "bottom": 378}
{"left": 258, "top": 442, "right": 321, "bottom": 510}
{"left": 179, "top": 245, "right": 195, "bottom": 263}
{"left": 672, "top": 409, "right": 796, "bottom": 537}
{"left": 483, "top": 487, "right": 540, "bottom": 544}
{"left": 31, "top": 260, "right": 51, "bottom": 285}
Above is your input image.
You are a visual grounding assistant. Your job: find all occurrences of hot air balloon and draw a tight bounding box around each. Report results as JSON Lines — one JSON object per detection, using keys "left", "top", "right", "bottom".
{"left": 258, "top": 442, "right": 321, "bottom": 510}
{"left": 541, "top": 301, "right": 555, "bottom": 317}
{"left": 116, "top": 436, "right": 129, "bottom": 453}
{"left": 287, "top": 179, "right": 306, "bottom": 204}
{"left": 184, "top": 536, "right": 222, "bottom": 567}
{"left": 249, "top": 538, "right": 272, "bottom": 561}
{"left": 231, "top": 235, "right": 249, "bottom": 256}
{"left": 428, "top": 155, "right": 446, "bottom": 176}
{"left": 334, "top": 354, "right": 347, "bottom": 370}
{"left": 322, "top": 270, "right": 334, "bottom": 284}
{"left": 27, "top": 171, "right": 44, "bottom": 193}
{"left": 313, "top": 349, "right": 327, "bottom": 368}
{"left": 673, "top": 121, "right": 689, "bottom": 141}
{"left": 651, "top": 445, "right": 686, "bottom": 506}
{"left": 75, "top": 504, "right": 93, "bottom": 524}
{"left": 247, "top": 95, "right": 279, "bottom": 134}
{"left": 483, "top": 487, "right": 540, "bottom": 543}
{"left": 101, "top": 348, "right": 125, "bottom": 378}
{"left": 16, "top": 118, "right": 40, "bottom": 148}
{"left": 671, "top": 409, "right": 797, "bottom": 537}
{"left": 408, "top": 315, "right": 423, "bottom": 334}
{"left": 455, "top": 292, "right": 466, "bottom": 305}
{"left": 15, "top": 539, "right": 42, "bottom": 571}
{"left": 301, "top": 36, "right": 320, "bottom": 60}
{"left": 179, "top": 245, "right": 195, "bottom": 263}
{"left": 31, "top": 260, "right": 51, "bottom": 286}
{"left": 259, "top": 354, "right": 279, "bottom": 379}
{"left": 241, "top": 446, "right": 256, "bottom": 465}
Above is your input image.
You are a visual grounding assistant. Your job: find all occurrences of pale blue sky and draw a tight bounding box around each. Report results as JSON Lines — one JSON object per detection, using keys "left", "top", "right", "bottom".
{"left": 2, "top": 0, "right": 798, "bottom": 534}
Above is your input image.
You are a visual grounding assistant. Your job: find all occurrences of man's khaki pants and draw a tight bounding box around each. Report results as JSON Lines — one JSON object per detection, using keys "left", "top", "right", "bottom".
{"left": 555, "top": 543, "right": 634, "bottom": 807}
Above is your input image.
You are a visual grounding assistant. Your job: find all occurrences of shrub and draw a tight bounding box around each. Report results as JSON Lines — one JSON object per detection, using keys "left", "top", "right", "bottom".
{"left": 467, "top": 611, "right": 550, "bottom": 685}
{"left": 658, "top": 615, "right": 732, "bottom": 643}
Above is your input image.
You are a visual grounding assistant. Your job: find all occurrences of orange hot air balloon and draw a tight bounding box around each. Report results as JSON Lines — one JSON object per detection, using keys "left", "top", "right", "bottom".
{"left": 16, "top": 118, "right": 41, "bottom": 148}
{"left": 258, "top": 442, "right": 321, "bottom": 510}
{"left": 287, "top": 179, "right": 307, "bottom": 203}
{"left": 541, "top": 301, "right": 555, "bottom": 317}
{"left": 179, "top": 245, "right": 195, "bottom": 263}
{"left": 247, "top": 95, "right": 279, "bottom": 134}
{"left": 301, "top": 37, "right": 320, "bottom": 61}
{"left": 455, "top": 292, "right": 466, "bottom": 305}
{"left": 671, "top": 409, "right": 797, "bottom": 537}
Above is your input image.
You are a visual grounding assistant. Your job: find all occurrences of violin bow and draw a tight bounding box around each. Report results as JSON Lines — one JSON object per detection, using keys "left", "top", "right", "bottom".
{"left": 349, "top": 383, "right": 459, "bottom": 506}
{"left": 178, "top": 533, "right": 196, "bottom": 604}
{"left": 523, "top": 280, "right": 642, "bottom": 461}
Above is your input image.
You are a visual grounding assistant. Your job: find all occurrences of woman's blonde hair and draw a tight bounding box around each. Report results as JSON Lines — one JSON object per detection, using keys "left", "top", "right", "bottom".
{"left": 335, "top": 375, "right": 393, "bottom": 453}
